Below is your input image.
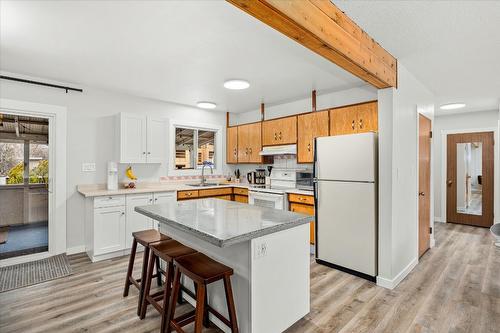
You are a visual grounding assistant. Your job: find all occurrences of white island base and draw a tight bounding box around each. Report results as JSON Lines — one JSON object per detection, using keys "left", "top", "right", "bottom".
{"left": 159, "top": 222, "right": 310, "bottom": 333}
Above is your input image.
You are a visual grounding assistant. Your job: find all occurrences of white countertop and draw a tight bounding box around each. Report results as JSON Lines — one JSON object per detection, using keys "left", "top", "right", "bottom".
{"left": 77, "top": 182, "right": 314, "bottom": 197}
{"left": 135, "top": 198, "right": 311, "bottom": 247}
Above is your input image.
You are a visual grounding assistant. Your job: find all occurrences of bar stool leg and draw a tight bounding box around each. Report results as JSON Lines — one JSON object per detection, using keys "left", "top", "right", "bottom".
{"left": 223, "top": 275, "right": 239, "bottom": 333}
{"left": 194, "top": 282, "right": 206, "bottom": 333}
{"left": 160, "top": 261, "right": 175, "bottom": 333}
{"left": 203, "top": 287, "right": 210, "bottom": 328}
{"left": 140, "top": 251, "right": 156, "bottom": 319}
{"left": 166, "top": 267, "right": 182, "bottom": 333}
{"left": 123, "top": 238, "right": 137, "bottom": 297}
{"left": 156, "top": 256, "right": 163, "bottom": 287}
{"left": 137, "top": 246, "right": 150, "bottom": 316}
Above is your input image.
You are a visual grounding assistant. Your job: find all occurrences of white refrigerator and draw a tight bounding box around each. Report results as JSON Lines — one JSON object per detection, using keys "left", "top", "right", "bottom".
{"left": 314, "top": 132, "right": 378, "bottom": 281}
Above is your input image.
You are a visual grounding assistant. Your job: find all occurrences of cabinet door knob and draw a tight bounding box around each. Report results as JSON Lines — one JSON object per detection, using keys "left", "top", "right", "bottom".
{"left": 149, "top": 199, "right": 153, "bottom": 203}
{"left": 121, "top": 212, "right": 125, "bottom": 215}
{"left": 147, "top": 152, "right": 151, "bottom": 155}
{"left": 419, "top": 192, "right": 425, "bottom": 196}
{"left": 155, "top": 198, "right": 158, "bottom": 202}
{"left": 307, "top": 143, "right": 311, "bottom": 152}
{"left": 359, "top": 119, "right": 363, "bottom": 129}
{"left": 249, "top": 147, "right": 252, "bottom": 154}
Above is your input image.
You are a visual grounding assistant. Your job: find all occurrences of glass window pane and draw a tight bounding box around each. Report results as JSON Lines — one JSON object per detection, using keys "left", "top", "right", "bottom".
{"left": 175, "top": 127, "right": 195, "bottom": 169}
{"left": 197, "top": 130, "right": 215, "bottom": 167}
{"left": 0, "top": 141, "right": 24, "bottom": 185}
{"left": 456, "top": 142, "right": 482, "bottom": 216}
{"left": 29, "top": 143, "right": 49, "bottom": 184}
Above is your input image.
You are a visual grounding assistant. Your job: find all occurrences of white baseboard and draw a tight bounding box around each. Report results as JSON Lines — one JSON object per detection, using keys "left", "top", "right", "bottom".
{"left": 434, "top": 216, "right": 445, "bottom": 223}
{"left": 376, "top": 257, "right": 418, "bottom": 290}
{"left": 66, "top": 245, "right": 86, "bottom": 255}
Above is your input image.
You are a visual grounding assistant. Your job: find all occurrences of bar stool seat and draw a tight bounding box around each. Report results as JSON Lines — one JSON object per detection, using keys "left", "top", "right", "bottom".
{"left": 166, "top": 253, "right": 239, "bottom": 333}
{"left": 140, "top": 239, "right": 197, "bottom": 330}
{"left": 123, "top": 229, "right": 171, "bottom": 316}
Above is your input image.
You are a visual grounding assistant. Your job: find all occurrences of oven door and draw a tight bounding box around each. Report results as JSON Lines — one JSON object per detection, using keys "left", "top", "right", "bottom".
{"left": 248, "top": 191, "right": 285, "bottom": 210}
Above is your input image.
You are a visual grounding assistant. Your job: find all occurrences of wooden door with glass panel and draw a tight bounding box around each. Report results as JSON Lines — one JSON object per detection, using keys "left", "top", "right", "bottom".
{"left": 446, "top": 132, "right": 494, "bottom": 227}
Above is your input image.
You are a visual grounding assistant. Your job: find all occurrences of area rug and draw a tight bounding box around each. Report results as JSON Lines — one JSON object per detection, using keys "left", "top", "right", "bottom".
{"left": 0, "top": 254, "right": 72, "bottom": 293}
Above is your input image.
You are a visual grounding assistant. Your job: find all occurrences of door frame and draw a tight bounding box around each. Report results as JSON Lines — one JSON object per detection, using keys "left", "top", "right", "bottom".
{"left": 440, "top": 127, "right": 499, "bottom": 225}
{"left": 0, "top": 98, "right": 67, "bottom": 267}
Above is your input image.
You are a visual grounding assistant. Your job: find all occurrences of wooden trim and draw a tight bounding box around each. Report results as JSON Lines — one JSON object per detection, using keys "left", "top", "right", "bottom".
{"left": 260, "top": 103, "right": 265, "bottom": 121}
{"left": 312, "top": 90, "right": 316, "bottom": 112}
{"left": 226, "top": 112, "right": 230, "bottom": 128}
{"left": 226, "top": 0, "right": 397, "bottom": 88}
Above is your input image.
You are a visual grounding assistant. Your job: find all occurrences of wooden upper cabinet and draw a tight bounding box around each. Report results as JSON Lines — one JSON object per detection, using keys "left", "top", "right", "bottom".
{"left": 356, "top": 101, "right": 378, "bottom": 133}
{"left": 226, "top": 126, "right": 238, "bottom": 164}
{"left": 237, "top": 122, "right": 262, "bottom": 163}
{"left": 262, "top": 116, "right": 297, "bottom": 146}
{"left": 330, "top": 101, "right": 378, "bottom": 136}
{"left": 297, "top": 111, "right": 329, "bottom": 163}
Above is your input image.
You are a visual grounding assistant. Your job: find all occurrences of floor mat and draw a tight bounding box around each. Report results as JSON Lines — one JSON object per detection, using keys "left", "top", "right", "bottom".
{"left": 0, "top": 254, "right": 72, "bottom": 293}
{"left": 0, "top": 222, "right": 48, "bottom": 259}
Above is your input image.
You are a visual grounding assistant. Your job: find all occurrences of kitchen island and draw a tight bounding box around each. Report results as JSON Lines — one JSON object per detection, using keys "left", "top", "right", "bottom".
{"left": 135, "top": 198, "right": 311, "bottom": 333}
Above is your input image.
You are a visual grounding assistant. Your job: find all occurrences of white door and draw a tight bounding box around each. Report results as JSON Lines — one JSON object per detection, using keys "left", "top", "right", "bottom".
{"left": 152, "top": 192, "right": 176, "bottom": 229}
{"left": 147, "top": 117, "right": 167, "bottom": 163}
{"left": 120, "top": 113, "right": 147, "bottom": 163}
{"left": 316, "top": 181, "right": 377, "bottom": 276}
{"left": 125, "top": 193, "right": 153, "bottom": 248}
{"left": 94, "top": 206, "right": 126, "bottom": 255}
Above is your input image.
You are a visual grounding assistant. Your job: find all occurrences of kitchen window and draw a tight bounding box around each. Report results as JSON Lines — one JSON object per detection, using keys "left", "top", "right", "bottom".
{"left": 174, "top": 126, "right": 216, "bottom": 170}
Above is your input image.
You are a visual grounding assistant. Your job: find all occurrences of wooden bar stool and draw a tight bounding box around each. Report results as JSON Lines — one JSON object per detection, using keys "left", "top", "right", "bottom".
{"left": 140, "top": 239, "right": 197, "bottom": 331}
{"left": 166, "top": 253, "right": 239, "bottom": 333}
{"left": 123, "top": 229, "right": 171, "bottom": 316}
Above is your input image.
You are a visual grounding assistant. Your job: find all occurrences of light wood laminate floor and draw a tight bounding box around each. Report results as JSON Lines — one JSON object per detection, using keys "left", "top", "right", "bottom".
{"left": 1, "top": 223, "right": 499, "bottom": 333}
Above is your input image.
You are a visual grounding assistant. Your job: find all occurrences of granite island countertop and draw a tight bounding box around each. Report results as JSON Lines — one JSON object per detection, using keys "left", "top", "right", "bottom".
{"left": 135, "top": 198, "right": 311, "bottom": 247}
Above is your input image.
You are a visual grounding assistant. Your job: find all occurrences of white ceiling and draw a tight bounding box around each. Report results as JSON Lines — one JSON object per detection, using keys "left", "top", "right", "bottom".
{"left": 334, "top": 0, "right": 500, "bottom": 116}
{"left": 0, "top": 0, "right": 367, "bottom": 113}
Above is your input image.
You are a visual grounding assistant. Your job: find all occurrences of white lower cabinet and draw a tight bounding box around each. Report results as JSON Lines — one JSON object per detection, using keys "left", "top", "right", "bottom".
{"left": 94, "top": 206, "right": 126, "bottom": 256}
{"left": 85, "top": 191, "right": 176, "bottom": 262}
{"left": 126, "top": 193, "right": 153, "bottom": 249}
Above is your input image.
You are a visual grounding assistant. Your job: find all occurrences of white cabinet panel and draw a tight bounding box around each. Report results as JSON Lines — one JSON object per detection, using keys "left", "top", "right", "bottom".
{"left": 151, "top": 191, "right": 176, "bottom": 229}
{"left": 94, "top": 206, "right": 126, "bottom": 255}
{"left": 117, "top": 113, "right": 167, "bottom": 164}
{"left": 119, "top": 113, "right": 147, "bottom": 163}
{"left": 147, "top": 117, "right": 167, "bottom": 163}
{"left": 126, "top": 193, "right": 153, "bottom": 248}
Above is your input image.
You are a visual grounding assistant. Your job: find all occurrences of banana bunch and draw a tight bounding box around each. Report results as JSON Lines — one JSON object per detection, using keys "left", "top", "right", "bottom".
{"left": 125, "top": 166, "right": 137, "bottom": 180}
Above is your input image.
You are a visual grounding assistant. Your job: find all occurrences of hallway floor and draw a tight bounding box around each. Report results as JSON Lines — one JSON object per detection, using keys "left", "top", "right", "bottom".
{"left": 0, "top": 223, "right": 498, "bottom": 332}
{"left": 0, "top": 221, "right": 48, "bottom": 260}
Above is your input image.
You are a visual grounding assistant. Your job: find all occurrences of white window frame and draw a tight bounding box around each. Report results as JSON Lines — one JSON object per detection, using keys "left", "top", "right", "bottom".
{"left": 168, "top": 120, "right": 222, "bottom": 176}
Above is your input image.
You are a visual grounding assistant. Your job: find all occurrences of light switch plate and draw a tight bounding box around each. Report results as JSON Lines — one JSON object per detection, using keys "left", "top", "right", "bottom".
{"left": 82, "top": 162, "right": 96, "bottom": 172}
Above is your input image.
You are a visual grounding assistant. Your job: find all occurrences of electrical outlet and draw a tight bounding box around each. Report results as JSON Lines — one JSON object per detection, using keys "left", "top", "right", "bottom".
{"left": 82, "top": 162, "right": 96, "bottom": 172}
{"left": 254, "top": 240, "right": 268, "bottom": 259}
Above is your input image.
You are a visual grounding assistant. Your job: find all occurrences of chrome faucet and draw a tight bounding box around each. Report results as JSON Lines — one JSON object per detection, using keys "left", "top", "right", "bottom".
{"left": 201, "top": 161, "right": 214, "bottom": 185}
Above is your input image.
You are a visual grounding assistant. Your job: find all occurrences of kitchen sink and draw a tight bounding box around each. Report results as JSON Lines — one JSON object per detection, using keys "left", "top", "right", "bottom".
{"left": 186, "top": 183, "right": 220, "bottom": 187}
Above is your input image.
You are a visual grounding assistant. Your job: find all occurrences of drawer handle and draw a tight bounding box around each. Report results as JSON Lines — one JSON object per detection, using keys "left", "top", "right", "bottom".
{"left": 245, "top": 148, "right": 249, "bottom": 155}
{"left": 249, "top": 147, "right": 252, "bottom": 154}
{"left": 274, "top": 132, "right": 277, "bottom": 140}
{"left": 155, "top": 198, "right": 158, "bottom": 202}
{"left": 108, "top": 196, "right": 113, "bottom": 200}
{"left": 359, "top": 118, "right": 363, "bottom": 129}
{"left": 279, "top": 131, "right": 282, "bottom": 140}
{"left": 121, "top": 212, "right": 125, "bottom": 215}
{"left": 307, "top": 143, "right": 311, "bottom": 152}
{"left": 143, "top": 152, "right": 146, "bottom": 155}
{"left": 351, "top": 120, "right": 355, "bottom": 130}
{"left": 149, "top": 199, "right": 153, "bottom": 203}
{"left": 233, "top": 148, "right": 237, "bottom": 157}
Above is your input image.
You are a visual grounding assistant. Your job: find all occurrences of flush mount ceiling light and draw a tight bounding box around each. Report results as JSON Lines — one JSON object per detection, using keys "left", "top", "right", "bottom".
{"left": 196, "top": 101, "right": 217, "bottom": 109}
{"left": 440, "top": 103, "right": 466, "bottom": 110}
{"left": 223, "top": 79, "right": 250, "bottom": 90}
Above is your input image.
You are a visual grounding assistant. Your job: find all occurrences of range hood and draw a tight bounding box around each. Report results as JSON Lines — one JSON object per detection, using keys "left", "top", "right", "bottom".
{"left": 259, "top": 144, "right": 297, "bottom": 156}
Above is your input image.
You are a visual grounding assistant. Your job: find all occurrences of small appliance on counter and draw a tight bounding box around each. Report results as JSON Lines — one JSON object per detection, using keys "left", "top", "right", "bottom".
{"left": 107, "top": 161, "right": 118, "bottom": 190}
{"left": 247, "top": 169, "right": 266, "bottom": 184}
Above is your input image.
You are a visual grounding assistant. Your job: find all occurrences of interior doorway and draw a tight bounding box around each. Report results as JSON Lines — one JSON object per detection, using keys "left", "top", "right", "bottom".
{"left": 418, "top": 114, "right": 432, "bottom": 257}
{"left": 446, "top": 132, "right": 494, "bottom": 227}
{"left": 0, "top": 113, "right": 50, "bottom": 259}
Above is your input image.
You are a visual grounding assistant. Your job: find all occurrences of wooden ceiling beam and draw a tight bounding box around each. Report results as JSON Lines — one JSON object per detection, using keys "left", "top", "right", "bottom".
{"left": 227, "top": 0, "right": 397, "bottom": 88}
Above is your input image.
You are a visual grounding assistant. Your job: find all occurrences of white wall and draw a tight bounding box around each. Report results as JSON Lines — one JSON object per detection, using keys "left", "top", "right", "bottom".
{"left": 230, "top": 85, "right": 377, "bottom": 125}
{"left": 432, "top": 110, "right": 500, "bottom": 222}
{"left": 0, "top": 74, "right": 226, "bottom": 250}
{"left": 377, "top": 64, "right": 435, "bottom": 289}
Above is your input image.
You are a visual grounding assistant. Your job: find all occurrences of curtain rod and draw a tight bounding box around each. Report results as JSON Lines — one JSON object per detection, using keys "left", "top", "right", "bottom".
{"left": 0, "top": 75, "right": 83, "bottom": 93}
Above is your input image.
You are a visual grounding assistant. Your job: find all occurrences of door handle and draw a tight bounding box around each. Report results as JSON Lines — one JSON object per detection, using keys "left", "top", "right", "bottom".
{"left": 419, "top": 192, "right": 425, "bottom": 196}
{"left": 447, "top": 180, "right": 453, "bottom": 186}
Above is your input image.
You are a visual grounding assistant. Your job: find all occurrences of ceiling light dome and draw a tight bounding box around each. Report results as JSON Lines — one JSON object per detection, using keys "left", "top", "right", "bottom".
{"left": 196, "top": 101, "right": 217, "bottom": 109}
{"left": 224, "top": 79, "right": 250, "bottom": 90}
{"left": 440, "top": 103, "right": 466, "bottom": 110}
